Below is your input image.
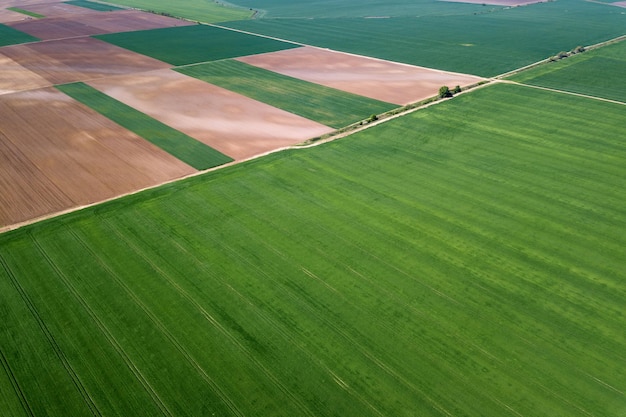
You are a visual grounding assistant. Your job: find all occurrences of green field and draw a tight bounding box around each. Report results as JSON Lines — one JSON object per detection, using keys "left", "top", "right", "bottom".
{"left": 95, "top": 24, "right": 299, "bottom": 66}
{"left": 57, "top": 82, "right": 233, "bottom": 170}
{"left": 177, "top": 59, "right": 397, "bottom": 128}
{"left": 64, "top": 0, "right": 123, "bottom": 11}
{"left": 508, "top": 39, "right": 626, "bottom": 103}
{"left": 1, "top": 83, "right": 625, "bottom": 416}
{"left": 108, "top": 0, "right": 252, "bottom": 22}
{"left": 224, "top": 0, "right": 626, "bottom": 77}
{"left": 6, "top": 7, "right": 45, "bottom": 18}
{"left": 0, "top": 24, "right": 39, "bottom": 47}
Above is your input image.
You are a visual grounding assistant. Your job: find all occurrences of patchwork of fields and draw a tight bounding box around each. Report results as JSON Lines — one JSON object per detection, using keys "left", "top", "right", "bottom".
{"left": 1, "top": 0, "right": 626, "bottom": 415}
{"left": 1, "top": 84, "right": 625, "bottom": 416}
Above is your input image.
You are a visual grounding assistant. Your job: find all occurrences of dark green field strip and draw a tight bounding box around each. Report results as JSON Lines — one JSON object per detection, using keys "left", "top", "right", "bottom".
{"left": 95, "top": 24, "right": 299, "bottom": 66}
{"left": 177, "top": 60, "right": 397, "bottom": 128}
{"left": 508, "top": 40, "right": 626, "bottom": 102}
{"left": 1, "top": 83, "right": 626, "bottom": 416}
{"left": 64, "top": 0, "right": 124, "bottom": 11}
{"left": 56, "top": 82, "right": 232, "bottom": 170}
{"left": 6, "top": 7, "right": 45, "bottom": 18}
{"left": 0, "top": 24, "right": 39, "bottom": 47}
{"left": 104, "top": 0, "right": 252, "bottom": 23}
{"left": 224, "top": 0, "right": 626, "bottom": 77}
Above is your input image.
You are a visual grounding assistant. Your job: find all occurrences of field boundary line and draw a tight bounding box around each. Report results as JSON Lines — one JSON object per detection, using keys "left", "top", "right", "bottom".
{"left": 0, "top": 347, "right": 35, "bottom": 417}
{"left": 497, "top": 79, "right": 626, "bottom": 105}
{"left": 73, "top": 223, "right": 247, "bottom": 417}
{"left": 0, "top": 253, "right": 102, "bottom": 417}
{"left": 31, "top": 233, "right": 174, "bottom": 417}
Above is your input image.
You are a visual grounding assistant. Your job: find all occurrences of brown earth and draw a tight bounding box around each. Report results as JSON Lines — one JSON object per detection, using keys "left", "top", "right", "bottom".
{"left": 8, "top": 1, "right": 96, "bottom": 18}
{"left": 0, "top": 8, "right": 29, "bottom": 23}
{"left": 87, "top": 69, "right": 335, "bottom": 160}
{"left": 0, "top": 51, "right": 50, "bottom": 94}
{"left": 7, "top": 10, "right": 194, "bottom": 40}
{"left": 0, "top": 87, "right": 195, "bottom": 228}
{"left": 237, "top": 47, "right": 485, "bottom": 105}
{"left": 439, "top": 0, "right": 546, "bottom": 5}
{"left": 0, "top": 37, "right": 170, "bottom": 85}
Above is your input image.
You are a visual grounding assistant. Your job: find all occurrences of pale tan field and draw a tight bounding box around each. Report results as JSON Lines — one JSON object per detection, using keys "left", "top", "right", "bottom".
{"left": 238, "top": 46, "right": 485, "bottom": 105}
{"left": 0, "top": 51, "right": 50, "bottom": 94}
{"left": 7, "top": 9, "right": 194, "bottom": 40}
{"left": 0, "top": 8, "right": 28, "bottom": 23}
{"left": 6, "top": 1, "right": 95, "bottom": 17}
{"left": 0, "top": 88, "right": 195, "bottom": 228}
{"left": 0, "top": 37, "right": 170, "bottom": 85}
{"left": 87, "top": 69, "right": 335, "bottom": 160}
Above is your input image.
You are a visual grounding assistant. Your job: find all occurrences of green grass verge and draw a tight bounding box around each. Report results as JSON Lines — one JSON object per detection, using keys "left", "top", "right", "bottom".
{"left": 0, "top": 24, "right": 39, "bottom": 46}
{"left": 177, "top": 59, "right": 397, "bottom": 128}
{"left": 224, "top": 0, "right": 626, "bottom": 77}
{"left": 6, "top": 7, "right": 45, "bottom": 18}
{"left": 64, "top": 0, "right": 123, "bottom": 11}
{"left": 105, "top": 0, "right": 252, "bottom": 23}
{"left": 95, "top": 24, "right": 299, "bottom": 66}
{"left": 1, "top": 83, "right": 625, "bottom": 416}
{"left": 507, "top": 40, "right": 626, "bottom": 103}
{"left": 57, "top": 82, "right": 233, "bottom": 170}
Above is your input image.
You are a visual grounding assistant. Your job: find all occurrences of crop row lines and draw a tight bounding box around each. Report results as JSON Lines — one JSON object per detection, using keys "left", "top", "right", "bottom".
{"left": 0, "top": 345, "right": 34, "bottom": 417}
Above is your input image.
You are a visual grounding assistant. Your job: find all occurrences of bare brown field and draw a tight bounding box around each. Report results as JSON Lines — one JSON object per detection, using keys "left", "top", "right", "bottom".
{"left": 612, "top": 1, "right": 626, "bottom": 7}
{"left": 0, "top": 8, "right": 28, "bottom": 23}
{"left": 7, "top": 10, "right": 194, "bottom": 40}
{"left": 0, "top": 0, "right": 55, "bottom": 8}
{"left": 238, "top": 47, "right": 485, "bottom": 105}
{"left": 87, "top": 69, "right": 335, "bottom": 160}
{"left": 0, "top": 51, "right": 51, "bottom": 94}
{"left": 0, "top": 37, "right": 170, "bottom": 85}
{"left": 9, "top": 1, "right": 95, "bottom": 17}
{"left": 0, "top": 87, "right": 195, "bottom": 228}
{"left": 439, "top": 0, "right": 546, "bottom": 5}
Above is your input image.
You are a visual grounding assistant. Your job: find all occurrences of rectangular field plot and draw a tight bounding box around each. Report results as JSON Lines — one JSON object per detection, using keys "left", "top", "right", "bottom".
{"left": 508, "top": 40, "right": 626, "bottom": 103}
{"left": 0, "top": 51, "right": 50, "bottom": 94}
{"left": 7, "top": 9, "right": 194, "bottom": 40}
{"left": 1, "top": 83, "right": 625, "bottom": 416}
{"left": 0, "top": 87, "right": 195, "bottom": 229}
{"left": 177, "top": 59, "right": 397, "bottom": 128}
{"left": 238, "top": 46, "right": 485, "bottom": 105}
{"left": 6, "top": 1, "right": 96, "bottom": 18}
{"left": 99, "top": 0, "right": 253, "bottom": 23}
{"left": 87, "top": 69, "right": 334, "bottom": 160}
{"left": 0, "top": 8, "right": 31, "bottom": 23}
{"left": 58, "top": 82, "right": 234, "bottom": 170}
{"left": 94, "top": 24, "right": 300, "bottom": 66}
{"left": 0, "top": 23, "right": 38, "bottom": 46}
{"left": 64, "top": 0, "right": 124, "bottom": 11}
{"left": 0, "top": 37, "right": 169, "bottom": 85}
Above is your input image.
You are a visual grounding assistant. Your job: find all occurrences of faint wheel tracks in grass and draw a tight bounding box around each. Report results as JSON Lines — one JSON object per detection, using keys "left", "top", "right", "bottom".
{"left": 0, "top": 250, "right": 103, "bottom": 417}
{"left": 29, "top": 235, "right": 174, "bottom": 417}
{"left": 99, "top": 217, "right": 320, "bottom": 417}
{"left": 0, "top": 346, "right": 35, "bottom": 417}
{"left": 66, "top": 225, "right": 246, "bottom": 417}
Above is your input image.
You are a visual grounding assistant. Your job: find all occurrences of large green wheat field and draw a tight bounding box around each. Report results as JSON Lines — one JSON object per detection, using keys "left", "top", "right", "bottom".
{"left": 1, "top": 84, "right": 625, "bottom": 416}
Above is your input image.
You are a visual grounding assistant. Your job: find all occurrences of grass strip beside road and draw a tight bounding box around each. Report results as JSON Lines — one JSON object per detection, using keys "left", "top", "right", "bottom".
{"left": 177, "top": 59, "right": 397, "bottom": 129}
{"left": 57, "top": 82, "right": 233, "bottom": 170}
{"left": 6, "top": 7, "right": 45, "bottom": 18}
{"left": 64, "top": 1, "right": 124, "bottom": 11}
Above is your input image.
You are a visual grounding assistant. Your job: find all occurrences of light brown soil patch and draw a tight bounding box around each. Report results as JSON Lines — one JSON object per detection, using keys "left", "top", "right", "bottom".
{"left": 0, "top": 8, "right": 29, "bottom": 23}
{"left": 87, "top": 69, "right": 334, "bottom": 160}
{"left": 0, "top": 37, "right": 170, "bottom": 85}
{"left": 9, "top": 1, "right": 95, "bottom": 17}
{"left": 238, "top": 47, "right": 485, "bottom": 105}
{"left": 6, "top": 10, "right": 194, "bottom": 40}
{"left": 0, "top": 51, "right": 50, "bottom": 94}
{"left": 611, "top": 1, "right": 626, "bottom": 7}
{"left": 0, "top": 87, "right": 195, "bottom": 227}
{"left": 439, "top": 0, "right": 545, "bottom": 5}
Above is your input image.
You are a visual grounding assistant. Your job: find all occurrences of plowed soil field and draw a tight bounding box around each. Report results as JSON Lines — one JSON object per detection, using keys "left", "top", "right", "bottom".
{"left": 87, "top": 70, "right": 334, "bottom": 160}
{"left": 0, "top": 36, "right": 169, "bottom": 85}
{"left": 0, "top": 51, "right": 50, "bottom": 94}
{"left": 7, "top": 9, "right": 194, "bottom": 40}
{"left": 8, "top": 1, "right": 96, "bottom": 17}
{"left": 0, "top": 8, "right": 27, "bottom": 23}
{"left": 237, "top": 46, "right": 485, "bottom": 105}
{"left": 0, "top": 87, "right": 195, "bottom": 229}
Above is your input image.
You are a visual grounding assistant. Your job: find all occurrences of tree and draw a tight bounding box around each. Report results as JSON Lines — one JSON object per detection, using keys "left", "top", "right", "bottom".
{"left": 452, "top": 85, "right": 462, "bottom": 94}
{"left": 439, "top": 86, "right": 452, "bottom": 98}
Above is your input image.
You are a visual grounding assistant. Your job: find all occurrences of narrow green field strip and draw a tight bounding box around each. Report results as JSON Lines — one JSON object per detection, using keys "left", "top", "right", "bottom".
{"left": 0, "top": 24, "right": 39, "bottom": 47}
{"left": 56, "top": 82, "right": 232, "bottom": 170}
{"left": 6, "top": 7, "right": 44, "bottom": 18}
{"left": 508, "top": 40, "right": 626, "bottom": 102}
{"left": 94, "top": 24, "right": 299, "bottom": 66}
{"left": 176, "top": 60, "right": 397, "bottom": 128}
{"left": 64, "top": 0, "right": 124, "bottom": 11}
{"left": 105, "top": 0, "right": 252, "bottom": 23}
